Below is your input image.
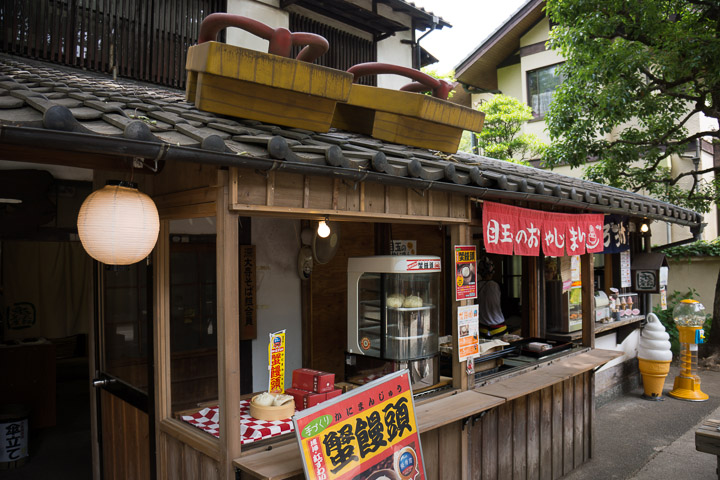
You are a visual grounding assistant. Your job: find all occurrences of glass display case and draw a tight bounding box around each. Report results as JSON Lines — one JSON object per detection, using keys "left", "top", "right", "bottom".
{"left": 347, "top": 256, "right": 441, "bottom": 389}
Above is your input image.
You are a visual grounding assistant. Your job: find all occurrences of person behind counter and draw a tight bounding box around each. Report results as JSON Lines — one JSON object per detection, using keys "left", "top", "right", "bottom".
{"left": 476, "top": 256, "right": 506, "bottom": 338}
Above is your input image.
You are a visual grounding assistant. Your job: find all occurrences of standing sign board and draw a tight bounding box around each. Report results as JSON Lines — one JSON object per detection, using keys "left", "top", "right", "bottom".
{"left": 268, "top": 330, "right": 286, "bottom": 393}
{"left": 455, "top": 245, "right": 477, "bottom": 301}
{"left": 293, "top": 370, "right": 425, "bottom": 480}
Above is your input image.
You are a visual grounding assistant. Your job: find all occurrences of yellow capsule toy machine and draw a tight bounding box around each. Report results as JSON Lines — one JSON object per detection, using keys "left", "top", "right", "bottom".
{"left": 669, "top": 299, "right": 709, "bottom": 401}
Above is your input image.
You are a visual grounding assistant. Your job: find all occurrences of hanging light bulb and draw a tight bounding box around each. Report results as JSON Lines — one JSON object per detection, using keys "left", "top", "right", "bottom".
{"left": 317, "top": 218, "right": 330, "bottom": 238}
{"left": 640, "top": 222, "right": 649, "bottom": 233}
{"left": 77, "top": 181, "right": 160, "bottom": 265}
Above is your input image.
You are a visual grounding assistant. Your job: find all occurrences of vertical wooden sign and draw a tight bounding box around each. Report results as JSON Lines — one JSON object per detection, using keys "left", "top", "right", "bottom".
{"left": 240, "top": 245, "right": 257, "bottom": 340}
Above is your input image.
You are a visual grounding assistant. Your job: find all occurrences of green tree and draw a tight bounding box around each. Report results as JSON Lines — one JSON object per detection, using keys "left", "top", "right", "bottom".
{"left": 470, "top": 95, "right": 545, "bottom": 163}
{"left": 544, "top": 0, "right": 720, "bottom": 214}
{"left": 544, "top": 0, "right": 720, "bottom": 357}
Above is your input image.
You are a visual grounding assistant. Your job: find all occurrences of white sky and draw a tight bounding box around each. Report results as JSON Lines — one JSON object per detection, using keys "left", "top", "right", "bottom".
{"left": 410, "top": 0, "right": 528, "bottom": 74}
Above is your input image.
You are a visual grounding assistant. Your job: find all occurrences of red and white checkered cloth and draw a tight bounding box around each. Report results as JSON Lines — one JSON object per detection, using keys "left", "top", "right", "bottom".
{"left": 181, "top": 399, "right": 294, "bottom": 444}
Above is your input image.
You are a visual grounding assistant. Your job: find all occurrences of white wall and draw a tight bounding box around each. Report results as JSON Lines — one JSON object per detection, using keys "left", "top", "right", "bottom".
{"left": 377, "top": 30, "right": 414, "bottom": 90}
{"left": 226, "top": 0, "right": 288, "bottom": 52}
{"left": 251, "top": 217, "right": 304, "bottom": 392}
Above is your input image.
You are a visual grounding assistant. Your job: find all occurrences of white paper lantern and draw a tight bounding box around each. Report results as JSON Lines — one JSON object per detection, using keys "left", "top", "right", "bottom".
{"left": 77, "top": 181, "right": 160, "bottom": 265}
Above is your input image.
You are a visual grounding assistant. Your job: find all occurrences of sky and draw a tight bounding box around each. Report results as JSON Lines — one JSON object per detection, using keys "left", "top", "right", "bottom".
{"left": 409, "top": 0, "right": 528, "bottom": 74}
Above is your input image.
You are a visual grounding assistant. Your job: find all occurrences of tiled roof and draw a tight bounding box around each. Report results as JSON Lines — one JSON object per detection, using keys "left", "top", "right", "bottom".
{"left": 0, "top": 54, "right": 702, "bottom": 229}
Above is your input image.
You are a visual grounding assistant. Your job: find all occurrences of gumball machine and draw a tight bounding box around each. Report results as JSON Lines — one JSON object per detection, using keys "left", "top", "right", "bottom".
{"left": 668, "top": 299, "right": 709, "bottom": 401}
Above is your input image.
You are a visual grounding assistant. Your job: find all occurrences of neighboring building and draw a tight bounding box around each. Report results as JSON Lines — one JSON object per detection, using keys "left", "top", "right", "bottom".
{"left": 453, "top": 0, "right": 718, "bottom": 245}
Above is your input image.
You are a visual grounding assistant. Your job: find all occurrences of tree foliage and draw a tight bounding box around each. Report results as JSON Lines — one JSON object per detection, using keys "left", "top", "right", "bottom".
{"left": 472, "top": 95, "right": 545, "bottom": 163}
{"left": 544, "top": 0, "right": 720, "bottom": 213}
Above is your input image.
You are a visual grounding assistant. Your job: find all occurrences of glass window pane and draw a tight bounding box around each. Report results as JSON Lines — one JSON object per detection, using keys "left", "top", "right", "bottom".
{"left": 103, "top": 262, "right": 149, "bottom": 392}
{"left": 528, "top": 64, "right": 563, "bottom": 115}
{"left": 169, "top": 218, "right": 218, "bottom": 415}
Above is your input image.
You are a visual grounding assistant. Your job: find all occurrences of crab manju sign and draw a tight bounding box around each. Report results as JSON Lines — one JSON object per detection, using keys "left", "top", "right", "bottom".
{"left": 293, "top": 370, "right": 425, "bottom": 480}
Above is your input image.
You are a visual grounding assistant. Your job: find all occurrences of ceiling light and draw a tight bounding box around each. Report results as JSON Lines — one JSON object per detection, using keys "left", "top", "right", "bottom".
{"left": 317, "top": 218, "right": 330, "bottom": 238}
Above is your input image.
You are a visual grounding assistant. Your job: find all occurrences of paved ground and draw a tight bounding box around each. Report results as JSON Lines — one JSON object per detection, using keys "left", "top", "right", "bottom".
{"left": 563, "top": 364, "right": 720, "bottom": 480}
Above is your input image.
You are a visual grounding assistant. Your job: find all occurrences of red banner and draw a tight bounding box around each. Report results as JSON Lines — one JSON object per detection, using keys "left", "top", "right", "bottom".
{"left": 482, "top": 202, "right": 517, "bottom": 255}
{"left": 483, "top": 202, "right": 605, "bottom": 257}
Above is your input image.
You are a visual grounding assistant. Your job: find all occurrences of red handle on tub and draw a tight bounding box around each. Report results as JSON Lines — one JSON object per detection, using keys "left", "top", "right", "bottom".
{"left": 198, "top": 13, "right": 329, "bottom": 63}
{"left": 347, "top": 62, "right": 453, "bottom": 100}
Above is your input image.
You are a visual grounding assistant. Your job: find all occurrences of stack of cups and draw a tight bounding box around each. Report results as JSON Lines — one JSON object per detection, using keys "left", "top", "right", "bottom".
{"left": 637, "top": 313, "right": 673, "bottom": 400}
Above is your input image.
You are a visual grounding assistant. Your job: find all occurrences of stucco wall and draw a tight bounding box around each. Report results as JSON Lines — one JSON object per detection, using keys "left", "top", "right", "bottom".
{"left": 226, "top": 0, "right": 288, "bottom": 52}
{"left": 664, "top": 256, "right": 720, "bottom": 310}
{"left": 251, "top": 217, "right": 303, "bottom": 391}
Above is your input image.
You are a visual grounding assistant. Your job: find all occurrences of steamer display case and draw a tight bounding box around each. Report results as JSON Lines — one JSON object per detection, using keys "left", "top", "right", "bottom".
{"left": 347, "top": 255, "right": 441, "bottom": 390}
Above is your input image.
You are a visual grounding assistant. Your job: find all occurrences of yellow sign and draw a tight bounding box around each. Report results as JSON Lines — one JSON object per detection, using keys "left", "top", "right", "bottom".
{"left": 293, "top": 370, "right": 425, "bottom": 480}
{"left": 268, "top": 330, "right": 286, "bottom": 394}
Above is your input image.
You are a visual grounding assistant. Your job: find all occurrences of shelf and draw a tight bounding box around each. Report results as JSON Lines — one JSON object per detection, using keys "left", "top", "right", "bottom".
{"left": 546, "top": 315, "right": 645, "bottom": 344}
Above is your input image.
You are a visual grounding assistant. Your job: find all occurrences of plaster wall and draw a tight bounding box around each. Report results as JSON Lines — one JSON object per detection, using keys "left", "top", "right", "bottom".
{"left": 521, "top": 16, "right": 550, "bottom": 46}
{"left": 251, "top": 217, "right": 303, "bottom": 391}
{"left": 377, "top": 31, "right": 414, "bottom": 89}
{"left": 226, "top": 0, "right": 287, "bottom": 52}
{"left": 665, "top": 256, "right": 720, "bottom": 309}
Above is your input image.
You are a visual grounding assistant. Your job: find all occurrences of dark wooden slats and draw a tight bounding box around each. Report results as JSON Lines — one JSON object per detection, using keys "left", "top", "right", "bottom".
{"left": 289, "top": 12, "right": 377, "bottom": 86}
{"left": 0, "top": 0, "right": 225, "bottom": 89}
{"left": 468, "top": 371, "right": 594, "bottom": 480}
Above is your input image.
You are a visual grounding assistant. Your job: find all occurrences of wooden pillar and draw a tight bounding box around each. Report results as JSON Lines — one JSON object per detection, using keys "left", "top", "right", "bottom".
{"left": 522, "top": 257, "right": 540, "bottom": 338}
{"left": 448, "top": 223, "right": 472, "bottom": 480}
{"left": 217, "top": 171, "right": 242, "bottom": 478}
{"left": 580, "top": 253, "right": 595, "bottom": 348}
{"left": 153, "top": 220, "right": 171, "bottom": 479}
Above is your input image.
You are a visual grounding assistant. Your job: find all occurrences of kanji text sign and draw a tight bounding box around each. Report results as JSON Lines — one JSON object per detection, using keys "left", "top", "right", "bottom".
{"left": 293, "top": 370, "right": 425, "bottom": 480}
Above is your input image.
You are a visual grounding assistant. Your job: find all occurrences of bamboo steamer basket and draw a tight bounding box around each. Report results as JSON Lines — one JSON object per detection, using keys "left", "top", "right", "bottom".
{"left": 249, "top": 395, "right": 295, "bottom": 421}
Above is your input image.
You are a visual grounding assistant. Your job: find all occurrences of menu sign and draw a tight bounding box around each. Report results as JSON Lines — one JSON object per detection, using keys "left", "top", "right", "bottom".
{"left": 457, "top": 305, "right": 480, "bottom": 361}
{"left": 455, "top": 245, "right": 477, "bottom": 301}
{"left": 294, "top": 370, "right": 425, "bottom": 480}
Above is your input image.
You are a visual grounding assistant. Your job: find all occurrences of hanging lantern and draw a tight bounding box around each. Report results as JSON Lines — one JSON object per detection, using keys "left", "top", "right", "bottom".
{"left": 77, "top": 181, "right": 159, "bottom": 265}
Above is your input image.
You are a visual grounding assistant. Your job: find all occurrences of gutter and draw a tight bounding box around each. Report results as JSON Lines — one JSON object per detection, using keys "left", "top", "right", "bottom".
{"left": 0, "top": 125, "right": 703, "bottom": 228}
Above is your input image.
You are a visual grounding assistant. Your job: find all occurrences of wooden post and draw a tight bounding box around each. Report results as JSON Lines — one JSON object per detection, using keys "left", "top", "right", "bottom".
{"left": 153, "top": 220, "right": 171, "bottom": 479}
{"left": 217, "top": 171, "right": 242, "bottom": 478}
{"left": 449, "top": 224, "right": 472, "bottom": 391}
{"left": 581, "top": 253, "right": 595, "bottom": 348}
{"left": 448, "top": 223, "right": 472, "bottom": 480}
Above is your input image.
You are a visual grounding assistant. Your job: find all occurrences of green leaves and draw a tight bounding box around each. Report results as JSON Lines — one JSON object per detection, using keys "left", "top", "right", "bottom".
{"left": 544, "top": 0, "right": 720, "bottom": 212}
{"left": 469, "top": 95, "right": 546, "bottom": 163}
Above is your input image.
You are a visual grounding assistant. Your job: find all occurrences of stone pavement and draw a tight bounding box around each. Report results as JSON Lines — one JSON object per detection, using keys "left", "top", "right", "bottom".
{"left": 562, "top": 364, "right": 720, "bottom": 480}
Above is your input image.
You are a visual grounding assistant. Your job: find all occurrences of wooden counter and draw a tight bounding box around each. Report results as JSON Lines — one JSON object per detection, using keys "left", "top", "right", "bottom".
{"left": 474, "top": 349, "right": 623, "bottom": 401}
{"left": 233, "top": 349, "right": 622, "bottom": 480}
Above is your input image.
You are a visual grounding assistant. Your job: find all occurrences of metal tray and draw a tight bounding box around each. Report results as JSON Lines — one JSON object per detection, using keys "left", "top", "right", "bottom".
{"left": 517, "top": 337, "right": 574, "bottom": 358}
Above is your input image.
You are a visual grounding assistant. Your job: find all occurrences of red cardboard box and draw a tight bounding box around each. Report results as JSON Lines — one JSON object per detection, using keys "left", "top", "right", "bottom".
{"left": 292, "top": 368, "right": 336, "bottom": 393}
{"left": 305, "top": 391, "right": 327, "bottom": 409}
{"left": 286, "top": 387, "right": 328, "bottom": 410}
{"left": 326, "top": 388, "right": 342, "bottom": 400}
{"left": 285, "top": 387, "right": 308, "bottom": 410}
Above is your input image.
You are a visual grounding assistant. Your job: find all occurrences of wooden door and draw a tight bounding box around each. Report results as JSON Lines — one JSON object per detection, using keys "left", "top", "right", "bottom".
{"left": 92, "top": 260, "right": 154, "bottom": 480}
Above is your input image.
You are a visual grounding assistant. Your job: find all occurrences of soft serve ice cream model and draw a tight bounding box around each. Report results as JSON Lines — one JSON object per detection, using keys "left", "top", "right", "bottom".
{"left": 637, "top": 313, "right": 673, "bottom": 400}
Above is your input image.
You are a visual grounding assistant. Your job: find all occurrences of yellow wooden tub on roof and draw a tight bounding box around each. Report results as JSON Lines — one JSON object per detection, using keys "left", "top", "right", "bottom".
{"left": 185, "top": 13, "right": 353, "bottom": 132}
{"left": 331, "top": 63, "right": 485, "bottom": 153}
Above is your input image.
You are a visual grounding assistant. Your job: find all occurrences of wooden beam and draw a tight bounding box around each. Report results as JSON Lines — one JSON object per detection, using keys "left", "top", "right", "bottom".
{"left": 227, "top": 203, "right": 470, "bottom": 224}
{"left": 580, "top": 253, "right": 595, "bottom": 348}
{"left": 217, "top": 170, "right": 242, "bottom": 477}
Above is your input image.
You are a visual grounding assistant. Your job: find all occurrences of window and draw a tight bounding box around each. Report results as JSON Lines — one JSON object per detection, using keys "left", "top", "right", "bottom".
{"left": 169, "top": 218, "right": 218, "bottom": 414}
{"left": 527, "top": 64, "right": 563, "bottom": 117}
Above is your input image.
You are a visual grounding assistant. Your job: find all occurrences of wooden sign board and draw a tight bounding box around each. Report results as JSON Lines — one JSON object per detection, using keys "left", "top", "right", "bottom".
{"left": 240, "top": 245, "right": 257, "bottom": 340}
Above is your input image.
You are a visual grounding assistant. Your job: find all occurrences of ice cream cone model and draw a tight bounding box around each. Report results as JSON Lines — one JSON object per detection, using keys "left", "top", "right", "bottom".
{"left": 637, "top": 313, "right": 672, "bottom": 400}
{"left": 668, "top": 299, "right": 708, "bottom": 401}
